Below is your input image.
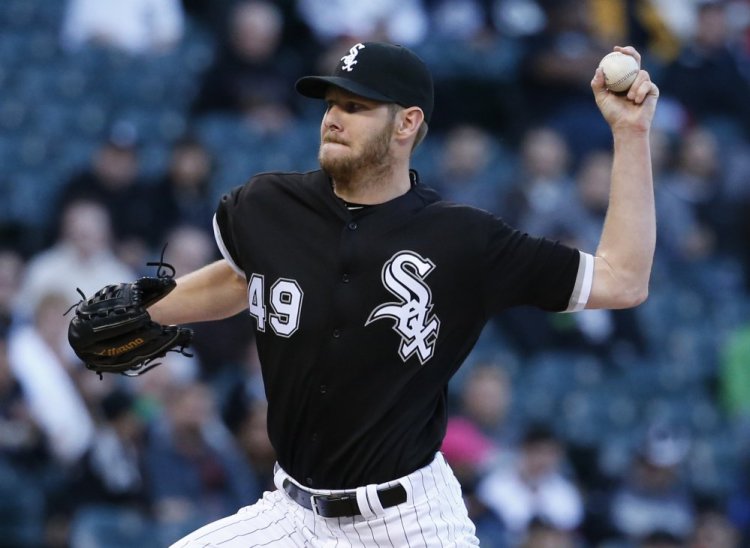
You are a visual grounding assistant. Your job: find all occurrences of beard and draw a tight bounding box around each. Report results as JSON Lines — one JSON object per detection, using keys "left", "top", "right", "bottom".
{"left": 318, "top": 117, "right": 395, "bottom": 191}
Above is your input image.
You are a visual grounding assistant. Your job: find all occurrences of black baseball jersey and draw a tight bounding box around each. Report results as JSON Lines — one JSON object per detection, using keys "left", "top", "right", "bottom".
{"left": 214, "top": 169, "right": 593, "bottom": 489}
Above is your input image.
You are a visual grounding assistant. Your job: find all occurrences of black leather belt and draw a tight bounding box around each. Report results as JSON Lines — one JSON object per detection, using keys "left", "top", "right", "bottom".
{"left": 281, "top": 479, "right": 407, "bottom": 518}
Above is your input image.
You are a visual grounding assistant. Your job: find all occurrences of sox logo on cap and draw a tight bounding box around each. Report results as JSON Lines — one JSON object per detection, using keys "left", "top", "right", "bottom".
{"left": 340, "top": 43, "right": 365, "bottom": 72}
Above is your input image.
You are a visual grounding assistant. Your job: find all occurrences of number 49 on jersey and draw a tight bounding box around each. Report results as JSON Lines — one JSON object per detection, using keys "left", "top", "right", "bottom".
{"left": 248, "top": 274, "right": 304, "bottom": 337}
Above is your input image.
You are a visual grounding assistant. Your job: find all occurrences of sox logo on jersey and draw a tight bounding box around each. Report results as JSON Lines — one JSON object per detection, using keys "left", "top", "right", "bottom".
{"left": 366, "top": 251, "right": 440, "bottom": 364}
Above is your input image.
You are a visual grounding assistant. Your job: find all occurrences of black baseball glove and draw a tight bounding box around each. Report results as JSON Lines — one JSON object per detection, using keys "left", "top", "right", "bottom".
{"left": 67, "top": 258, "right": 193, "bottom": 377}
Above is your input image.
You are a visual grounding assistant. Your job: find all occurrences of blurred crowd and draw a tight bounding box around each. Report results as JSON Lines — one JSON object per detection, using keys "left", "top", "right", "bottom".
{"left": 2, "top": 0, "right": 750, "bottom": 546}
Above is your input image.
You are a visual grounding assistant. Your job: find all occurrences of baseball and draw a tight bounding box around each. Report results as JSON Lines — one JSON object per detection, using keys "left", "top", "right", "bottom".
{"left": 599, "top": 51, "right": 639, "bottom": 93}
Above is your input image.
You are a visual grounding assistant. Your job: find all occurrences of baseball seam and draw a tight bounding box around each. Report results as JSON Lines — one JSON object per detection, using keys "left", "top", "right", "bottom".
{"left": 608, "top": 69, "right": 638, "bottom": 89}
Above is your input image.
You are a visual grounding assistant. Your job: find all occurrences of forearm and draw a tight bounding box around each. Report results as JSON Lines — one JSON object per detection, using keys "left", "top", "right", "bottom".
{"left": 149, "top": 260, "right": 248, "bottom": 324}
{"left": 585, "top": 47, "right": 659, "bottom": 310}
{"left": 591, "top": 128, "right": 655, "bottom": 307}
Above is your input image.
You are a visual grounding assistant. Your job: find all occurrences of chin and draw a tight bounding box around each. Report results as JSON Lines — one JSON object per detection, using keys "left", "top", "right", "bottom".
{"left": 320, "top": 147, "right": 351, "bottom": 167}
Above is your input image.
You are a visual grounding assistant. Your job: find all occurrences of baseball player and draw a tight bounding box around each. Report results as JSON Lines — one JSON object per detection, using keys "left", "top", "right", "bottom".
{"left": 147, "top": 41, "right": 659, "bottom": 546}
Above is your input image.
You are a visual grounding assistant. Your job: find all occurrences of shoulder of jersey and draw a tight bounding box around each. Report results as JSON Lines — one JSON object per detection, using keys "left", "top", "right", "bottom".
{"left": 225, "top": 169, "right": 325, "bottom": 203}
{"left": 245, "top": 169, "right": 324, "bottom": 192}
{"left": 420, "top": 189, "right": 494, "bottom": 219}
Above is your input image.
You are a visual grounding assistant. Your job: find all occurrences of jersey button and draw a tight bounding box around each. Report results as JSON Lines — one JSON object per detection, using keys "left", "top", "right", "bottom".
{"left": 332, "top": 329, "right": 341, "bottom": 338}
{"left": 347, "top": 221, "right": 358, "bottom": 230}
{"left": 306, "top": 477, "right": 314, "bottom": 486}
{"left": 319, "top": 385, "right": 327, "bottom": 394}
{"left": 312, "top": 433, "right": 318, "bottom": 442}
{"left": 341, "top": 273, "right": 350, "bottom": 283}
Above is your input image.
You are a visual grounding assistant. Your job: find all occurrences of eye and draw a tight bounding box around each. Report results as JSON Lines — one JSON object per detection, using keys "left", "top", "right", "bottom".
{"left": 344, "top": 102, "right": 364, "bottom": 113}
{"left": 324, "top": 100, "right": 367, "bottom": 114}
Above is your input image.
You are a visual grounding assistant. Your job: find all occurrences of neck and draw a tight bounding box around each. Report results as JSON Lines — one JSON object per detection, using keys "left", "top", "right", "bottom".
{"left": 331, "top": 162, "right": 411, "bottom": 205}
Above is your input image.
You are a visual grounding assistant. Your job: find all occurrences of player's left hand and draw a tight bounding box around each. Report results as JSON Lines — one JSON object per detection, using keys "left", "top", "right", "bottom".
{"left": 591, "top": 46, "right": 659, "bottom": 134}
{"left": 67, "top": 260, "right": 193, "bottom": 377}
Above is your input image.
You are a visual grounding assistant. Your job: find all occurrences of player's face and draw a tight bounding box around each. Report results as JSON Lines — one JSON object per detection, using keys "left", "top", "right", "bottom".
{"left": 318, "top": 88, "right": 396, "bottom": 181}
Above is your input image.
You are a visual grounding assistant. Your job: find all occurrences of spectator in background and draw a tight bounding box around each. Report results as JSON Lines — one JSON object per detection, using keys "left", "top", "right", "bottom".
{"left": 458, "top": 361, "right": 516, "bottom": 444}
{"left": 296, "top": 0, "right": 428, "bottom": 47}
{"left": 424, "top": 0, "right": 546, "bottom": 41}
{"left": 0, "top": 326, "right": 50, "bottom": 468}
{"left": 689, "top": 503, "right": 740, "bottom": 548}
{"left": 68, "top": 388, "right": 153, "bottom": 548}
{"left": 0, "top": 248, "right": 23, "bottom": 328}
{"left": 57, "top": 122, "right": 156, "bottom": 266}
{"left": 223, "top": 397, "right": 276, "bottom": 494}
{"left": 441, "top": 416, "right": 507, "bottom": 547}
{"left": 607, "top": 422, "right": 695, "bottom": 543}
{"left": 14, "top": 199, "right": 134, "bottom": 320}
{"left": 72, "top": 389, "right": 148, "bottom": 510}
{"left": 0, "top": 326, "right": 50, "bottom": 547}
{"left": 569, "top": 149, "right": 614, "bottom": 251}
{"left": 425, "top": 0, "right": 496, "bottom": 40}
{"left": 500, "top": 126, "right": 578, "bottom": 235}
{"left": 181, "top": 0, "right": 318, "bottom": 83}
{"left": 477, "top": 423, "right": 584, "bottom": 545}
{"left": 728, "top": 454, "right": 750, "bottom": 544}
{"left": 430, "top": 124, "right": 507, "bottom": 214}
{"left": 151, "top": 135, "right": 216, "bottom": 243}
{"left": 145, "top": 381, "right": 259, "bottom": 546}
{"left": 219, "top": 338, "right": 265, "bottom": 425}
{"left": 220, "top": 338, "right": 272, "bottom": 493}
{"left": 660, "top": 125, "right": 736, "bottom": 261}
{"left": 739, "top": 195, "right": 750, "bottom": 291}
{"left": 661, "top": 0, "right": 750, "bottom": 138}
{"left": 7, "top": 292, "right": 99, "bottom": 548}
{"left": 191, "top": 0, "right": 306, "bottom": 134}
{"left": 60, "top": 0, "right": 185, "bottom": 55}
{"left": 7, "top": 292, "right": 95, "bottom": 466}
{"left": 638, "top": 530, "right": 688, "bottom": 548}
{"left": 649, "top": 127, "right": 716, "bottom": 267}
{"left": 518, "top": 517, "right": 577, "bottom": 548}
{"left": 161, "top": 225, "right": 216, "bottom": 280}
{"left": 585, "top": 0, "right": 683, "bottom": 63}
{"left": 719, "top": 321, "right": 750, "bottom": 427}
{"left": 417, "top": 1, "right": 531, "bottom": 137}
{"left": 519, "top": 0, "right": 611, "bottom": 160}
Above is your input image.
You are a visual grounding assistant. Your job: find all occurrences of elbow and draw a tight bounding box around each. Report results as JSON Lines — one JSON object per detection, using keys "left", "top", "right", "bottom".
{"left": 630, "top": 287, "right": 649, "bottom": 307}
{"left": 616, "top": 285, "right": 649, "bottom": 309}
{"left": 591, "top": 256, "right": 653, "bottom": 309}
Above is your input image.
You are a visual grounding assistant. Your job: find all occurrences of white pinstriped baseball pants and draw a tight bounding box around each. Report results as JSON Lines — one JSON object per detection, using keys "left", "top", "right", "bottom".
{"left": 170, "top": 452, "right": 479, "bottom": 547}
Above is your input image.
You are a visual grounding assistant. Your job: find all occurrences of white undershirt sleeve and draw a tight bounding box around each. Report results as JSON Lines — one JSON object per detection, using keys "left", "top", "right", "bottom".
{"left": 564, "top": 251, "right": 594, "bottom": 312}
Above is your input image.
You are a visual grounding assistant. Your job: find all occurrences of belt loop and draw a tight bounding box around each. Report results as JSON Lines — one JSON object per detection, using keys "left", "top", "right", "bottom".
{"left": 365, "top": 484, "right": 385, "bottom": 515}
{"left": 355, "top": 487, "right": 376, "bottom": 519}
{"left": 399, "top": 477, "right": 413, "bottom": 505}
{"left": 273, "top": 463, "right": 286, "bottom": 492}
{"left": 310, "top": 494, "right": 322, "bottom": 518}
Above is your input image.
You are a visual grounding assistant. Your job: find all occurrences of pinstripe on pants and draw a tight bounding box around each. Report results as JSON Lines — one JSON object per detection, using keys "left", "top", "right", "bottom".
{"left": 170, "top": 452, "right": 479, "bottom": 547}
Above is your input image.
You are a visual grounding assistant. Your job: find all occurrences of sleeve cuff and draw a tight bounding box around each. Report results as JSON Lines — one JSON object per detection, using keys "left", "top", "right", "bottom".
{"left": 213, "top": 214, "right": 245, "bottom": 278}
{"left": 564, "top": 251, "right": 594, "bottom": 312}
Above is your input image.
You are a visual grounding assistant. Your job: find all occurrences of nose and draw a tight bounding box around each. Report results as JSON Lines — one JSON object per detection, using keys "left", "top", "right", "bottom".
{"left": 322, "top": 104, "right": 342, "bottom": 132}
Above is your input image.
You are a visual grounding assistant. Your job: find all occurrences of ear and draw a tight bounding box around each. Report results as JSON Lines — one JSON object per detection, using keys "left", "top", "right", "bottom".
{"left": 395, "top": 107, "right": 424, "bottom": 142}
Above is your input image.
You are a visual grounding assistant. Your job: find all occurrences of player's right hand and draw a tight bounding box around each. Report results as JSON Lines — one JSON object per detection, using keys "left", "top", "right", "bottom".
{"left": 591, "top": 46, "right": 659, "bottom": 134}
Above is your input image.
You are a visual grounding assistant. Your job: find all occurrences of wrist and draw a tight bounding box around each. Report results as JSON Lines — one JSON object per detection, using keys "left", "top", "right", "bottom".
{"left": 611, "top": 124, "right": 650, "bottom": 139}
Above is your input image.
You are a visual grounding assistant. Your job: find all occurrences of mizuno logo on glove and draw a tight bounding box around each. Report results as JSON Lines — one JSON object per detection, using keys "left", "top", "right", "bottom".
{"left": 94, "top": 337, "right": 146, "bottom": 357}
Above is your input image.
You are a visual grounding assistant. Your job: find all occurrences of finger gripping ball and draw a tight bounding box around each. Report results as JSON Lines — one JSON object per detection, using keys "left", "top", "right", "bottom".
{"left": 599, "top": 51, "right": 639, "bottom": 93}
